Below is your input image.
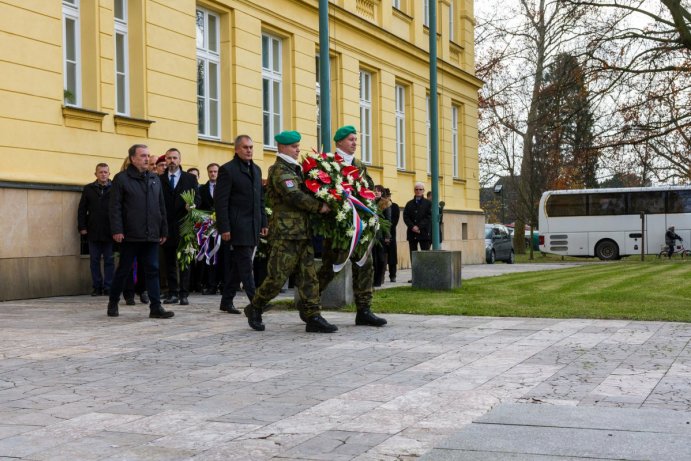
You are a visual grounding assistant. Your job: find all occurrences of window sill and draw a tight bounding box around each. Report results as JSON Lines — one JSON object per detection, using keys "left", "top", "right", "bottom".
{"left": 198, "top": 137, "right": 233, "bottom": 148}
{"left": 62, "top": 106, "right": 107, "bottom": 131}
{"left": 453, "top": 177, "right": 467, "bottom": 185}
{"left": 393, "top": 8, "right": 413, "bottom": 22}
{"left": 114, "top": 115, "right": 155, "bottom": 137}
{"left": 397, "top": 169, "right": 416, "bottom": 176}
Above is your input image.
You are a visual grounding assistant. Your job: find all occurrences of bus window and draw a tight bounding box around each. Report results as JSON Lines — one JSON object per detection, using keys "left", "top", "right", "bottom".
{"left": 667, "top": 190, "right": 691, "bottom": 213}
{"left": 628, "top": 191, "right": 665, "bottom": 214}
{"left": 546, "top": 194, "right": 586, "bottom": 217}
{"left": 588, "top": 193, "right": 626, "bottom": 216}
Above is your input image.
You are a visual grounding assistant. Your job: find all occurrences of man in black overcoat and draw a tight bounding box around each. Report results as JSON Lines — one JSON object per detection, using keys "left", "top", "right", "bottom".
{"left": 403, "top": 182, "right": 432, "bottom": 258}
{"left": 215, "top": 135, "right": 268, "bottom": 314}
{"left": 160, "top": 148, "right": 200, "bottom": 305}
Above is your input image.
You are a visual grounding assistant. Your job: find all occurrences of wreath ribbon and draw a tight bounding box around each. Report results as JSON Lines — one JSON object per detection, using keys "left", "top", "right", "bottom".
{"left": 195, "top": 218, "right": 221, "bottom": 265}
{"left": 332, "top": 191, "right": 378, "bottom": 272}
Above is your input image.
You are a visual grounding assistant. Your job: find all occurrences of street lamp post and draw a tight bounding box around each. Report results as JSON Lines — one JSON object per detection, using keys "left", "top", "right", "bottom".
{"left": 494, "top": 184, "right": 505, "bottom": 224}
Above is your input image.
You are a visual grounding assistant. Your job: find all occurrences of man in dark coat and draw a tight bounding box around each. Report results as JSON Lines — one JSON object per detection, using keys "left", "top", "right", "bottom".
{"left": 403, "top": 182, "right": 432, "bottom": 259}
{"left": 384, "top": 188, "right": 400, "bottom": 282}
{"left": 107, "top": 144, "right": 173, "bottom": 319}
{"left": 160, "top": 148, "right": 200, "bottom": 305}
{"left": 78, "top": 163, "right": 113, "bottom": 296}
{"left": 215, "top": 136, "right": 268, "bottom": 313}
{"left": 198, "top": 163, "right": 222, "bottom": 294}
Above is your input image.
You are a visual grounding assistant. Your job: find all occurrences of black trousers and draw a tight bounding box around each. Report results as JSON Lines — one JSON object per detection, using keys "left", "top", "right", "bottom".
{"left": 162, "top": 239, "right": 190, "bottom": 297}
{"left": 220, "top": 244, "right": 256, "bottom": 307}
{"left": 386, "top": 240, "right": 397, "bottom": 279}
{"left": 372, "top": 242, "right": 387, "bottom": 286}
{"left": 408, "top": 239, "right": 431, "bottom": 258}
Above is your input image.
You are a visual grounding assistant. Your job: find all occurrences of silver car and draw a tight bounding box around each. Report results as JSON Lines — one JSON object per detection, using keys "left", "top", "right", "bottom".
{"left": 485, "top": 224, "right": 515, "bottom": 264}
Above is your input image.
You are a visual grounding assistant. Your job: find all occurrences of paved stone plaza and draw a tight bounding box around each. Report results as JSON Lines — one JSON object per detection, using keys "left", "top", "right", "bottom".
{"left": 1, "top": 265, "right": 690, "bottom": 460}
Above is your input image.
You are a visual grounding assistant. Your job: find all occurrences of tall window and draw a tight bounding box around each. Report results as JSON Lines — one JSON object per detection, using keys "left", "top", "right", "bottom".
{"left": 395, "top": 84, "right": 406, "bottom": 170}
{"left": 359, "top": 71, "right": 372, "bottom": 164}
{"left": 262, "top": 33, "right": 282, "bottom": 148}
{"left": 316, "top": 56, "right": 321, "bottom": 149}
{"left": 449, "top": 0, "right": 455, "bottom": 42}
{"left": 196, "top": 8, "right": 220, "bottom": 138}
{"left": 62, "top": 0, "right": 81, "bottom": 106}
{"left": 451, "top": 105, "right": 459, "bottom": 178}
{"left": 114, "top": 0, "right": 129, "bottom": 115}
{"left": 423, "top": 0, "right": 430, "bottom": 27}
{"left": 426, "top": 95, "right": 431, "bottom": 173}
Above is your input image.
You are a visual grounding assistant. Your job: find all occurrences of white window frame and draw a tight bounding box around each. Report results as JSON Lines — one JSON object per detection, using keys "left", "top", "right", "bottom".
{"left": 452, "top": 105, "right": 459, "bottom": 178}
{"left": 262, "top": 33, "right": 283, "bottom": 149}
{"left": 359, "top": 70, "right": 373, "bottom": 164}
{"left": 62, "top": 0, "right": 81, "bottom": 107}
{"left": 393, "top": 0, "right": 401, "bottom": 9}
{"left": 423, "top": 0, "right": 430, "bottom": 27}
{"left": 426, "top": 95, "right": 431, "bottom": 173}
{"left": 196, "top": 8, "right": 221, "bottom": 139}
{"left": 449, "top": 0, "right": 455, "bottom": 42}
{"left": 395, "top": 84, "right": 406, "bottom": 170}
{"left": 114, "top": 0, "right": 129, "bottom": 115}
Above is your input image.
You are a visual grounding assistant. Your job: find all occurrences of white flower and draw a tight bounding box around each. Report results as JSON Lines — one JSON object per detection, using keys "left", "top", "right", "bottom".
{"left": 265, "top": 207, "right": 273, "bottom": 216}
{"left": 346, "top": 228, "right": 354, "bottom": 237}
{"left": 368, "top": 217, "right": 377, "bottom": 227}
{"left": 361, "top": 235, "right": 370, "bottom": 243}
{"left": 361, "top": 221, "right": 367, "bottom": 229}
{"left": 336, "top": 210, "right": 347, "bottom": 221}
{"left": 315, "top": 188, "right": 329, "bottom": 199}
{"left": 322, "top": 162, "right": 332, "bottom": 172}
{"left": 309, "top": 170, "right": 320, "bottom": 179}
{"left": 335, "top": 183, "right": 344, "bottom": 193}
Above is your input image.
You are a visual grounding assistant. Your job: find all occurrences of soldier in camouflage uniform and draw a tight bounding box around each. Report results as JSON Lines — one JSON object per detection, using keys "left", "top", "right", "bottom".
{"left": 317, "top": 126, "right": 387, "bottom": 327}
{"left": 244, "top": 130, "right": 338, "bottom": 333}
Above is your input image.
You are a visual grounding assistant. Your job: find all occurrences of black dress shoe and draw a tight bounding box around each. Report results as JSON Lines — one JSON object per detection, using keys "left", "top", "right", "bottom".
{"left": 390, "top": 277, "right": 396, "bottom": 283}
{"left": 140, "top": 291, "right": 149, "bottom": 304}
{"left": 202, "top": 287, "right": 217, "bottom": 295}
{"left": 103, "top": 288, "right": 110, "bottom": 296}
{"left": 355, "top": 308, "right": 387, "bottom": 327}
{"left": 219, "top": 304, "right": 228, "bottom": 312}
{"left": 125, "top": 298, "right": 136, "bottom": 306}
{"left": 179, "top": 297, "right": 189, "bottom": 306}
{"left": 149, "top": 306, "right": 174, "bottom": 318}
{"left": 164, "top": 295, "right": 179, "bottom": 304}
{"left": 226, "top": 306, "right": 241, "bottom": 314}
{"left": 305, "top": 314, "right": 338, "bottom": 333}
{"left": 91, "top": 288, "right": 102, "bottom": 296}
{"left": 107, "top": 301, "right": 119, "bottom": 317}
{"left": 244, "top": 304, "right": 265, "bottom": 331}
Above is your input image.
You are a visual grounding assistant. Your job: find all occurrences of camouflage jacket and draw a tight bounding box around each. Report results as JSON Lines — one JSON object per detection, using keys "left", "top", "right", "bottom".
{"left": 267, "top": 156, "right": 322, "bottom": 240}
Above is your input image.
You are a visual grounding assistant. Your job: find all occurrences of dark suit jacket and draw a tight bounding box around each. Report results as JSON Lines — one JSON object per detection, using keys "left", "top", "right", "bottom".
{"left": 389, "top": 202, "right": 400, "bottom": 242}
{"left": 78, "top": 181, "right": 112, "bottom": 242}
{"left": 199, "top": 181, "right": 215, "bottom": 211}
{"left": 403, "top": 197, "right": 432, "bottom": 243}
{"left": 215, "top": 155, "right": 267, "bottom": 247}
{"left": 160, "top": 170, "right": 199, "bottom": 241}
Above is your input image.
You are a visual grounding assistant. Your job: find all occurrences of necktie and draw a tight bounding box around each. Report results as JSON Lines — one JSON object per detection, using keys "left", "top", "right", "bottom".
{"left": 169, "top": 174, "right": 175, "bottom": 189}
{"left": 210, "top": 183, "right": 214, "bottom": 198}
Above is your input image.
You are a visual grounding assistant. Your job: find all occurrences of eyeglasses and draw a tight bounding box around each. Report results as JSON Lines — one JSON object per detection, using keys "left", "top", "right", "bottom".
{"left": 415, "top": 188, "right": 424, "bottom": 191}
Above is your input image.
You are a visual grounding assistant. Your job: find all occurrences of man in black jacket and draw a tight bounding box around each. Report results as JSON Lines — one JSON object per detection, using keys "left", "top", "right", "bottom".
{"left": 160, "top": 148, "right": 200, "bottom": 305}
{"left": 215, "top": 135, "right": 268, "bottom": 313}
{"left": 403, "top": 182, "right": 432, "bottom": 258}
{"left": 107, "top": 144, "right": 173, "bottom": 319}
{"left": 78, "top": 163, "right": 113, "bottom": 296}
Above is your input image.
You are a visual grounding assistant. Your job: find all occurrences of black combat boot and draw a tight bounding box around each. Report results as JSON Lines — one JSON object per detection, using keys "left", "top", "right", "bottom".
{"left": 107, "top": 301, "right": 119, "bottom": 317}
{"left": 149, "top": 305, "right": 174, "bottom": 319}
{"left": 355, "top": 308, "right": 387, "bottom": 327}
{"left": 244, "top": 304, "right": 265, "bottom": 331}
{"left": 305, "top": 314, "right": 338, "bottom": 333}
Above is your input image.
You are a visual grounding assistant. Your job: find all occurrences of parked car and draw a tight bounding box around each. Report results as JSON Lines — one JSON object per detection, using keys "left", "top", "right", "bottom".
{"left": 485, "top": 224, "right": 515, "bottom": 264}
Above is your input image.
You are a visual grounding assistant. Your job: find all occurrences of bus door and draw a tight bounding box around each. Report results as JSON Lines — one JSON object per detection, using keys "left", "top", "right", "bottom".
{"left": 645, "top": 214, "right": 667, "bottom": 254}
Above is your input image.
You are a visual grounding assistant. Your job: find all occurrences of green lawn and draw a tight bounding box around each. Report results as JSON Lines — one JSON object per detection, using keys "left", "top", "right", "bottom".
{"left": 369, "top": 260, "right": 691, "bottom": 322}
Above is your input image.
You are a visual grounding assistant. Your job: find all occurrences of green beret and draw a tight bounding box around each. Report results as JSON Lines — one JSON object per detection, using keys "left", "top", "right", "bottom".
{"left": 333, "top": 125, "right": 357, "bottom": 142}
{"left": 274, "top": 130, "right": 301, "bottom": 145}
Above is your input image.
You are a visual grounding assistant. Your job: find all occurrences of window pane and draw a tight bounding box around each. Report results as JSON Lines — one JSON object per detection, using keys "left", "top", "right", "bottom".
{"left": 65, "top": 18, "right": 76, "bottom": 61}
{"left": 273, "top": 114, "right": 280, "bottom": 136}
{"left": 629, "top": 191, "right": 665, "bottom": 214}
{"left": 115, "top": 33, "right": 125, "bottom": 72}
{"left": 197, "top": 60, "right": 205, "bottom": 97}
{"left": 209, "top": 62, "right": 218, "bottom": 98}
{"left": 273, "top": 81, "right": 280, "bottom": 114}
{"left": 208, "top": 14, "right": 218, "bottom": 53}
{"left": 196, "top": 10, "right": 205, "bottom": 49}
{"left": 210, "top": 100, "right": 218, "bottom": 137}
{"left": 262, "top": 79, "right": 269, "bottom": 111}
{"left": 198, "top": 97, "right": 205, "bottom": 134}
{"left": 546, "top": 194, "right": 587, "bottom": 217}
{"left": 262, "top": 36, "right": 269, "bottom": 69}
{"left": 263, "top": 114, "right": 270, "bottom": 145}
{"left": 116, "top": 74, "right": 126, "bottom": 113}
{"left": 114, "top": 0, "right": 125, "bottom": 21}
{"left": 66, "top": 62, "right": 77, "bottom": 95}
{"left": 272, "top": 38, "right": 280, "bottom": 71}
{"left": 588, "top": 193, "right": 626, "bottom": 216}
{"left": 668, "top": 190, "right": 691, "bottom": 213}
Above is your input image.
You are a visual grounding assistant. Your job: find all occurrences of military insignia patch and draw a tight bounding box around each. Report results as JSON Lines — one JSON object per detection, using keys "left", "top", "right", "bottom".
{"left": 285, "top": 180, "right": 295, "bottom": 188}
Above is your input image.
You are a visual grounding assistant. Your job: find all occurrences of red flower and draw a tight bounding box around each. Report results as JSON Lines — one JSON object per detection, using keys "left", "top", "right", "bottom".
{"left": 334, "top": 153, "right": 344, "bottom": 163}
{"left": 302, "top": 156, "right": 317, "bottom": 172}
{"left": 321, "top": 152, "right": 328, "bottom": 159}
{"left": 328, "top": 189, "right": 342, "bottom": 201}
{"left": 317, "top": 170, "right": 332, "bottom": 184}
{"left": 305, "top": 179, "right": 320, "bottom": 193}
{"left": 359, "top": 187, "right": 376, "bottom": 200}
{"left": 341, "top": 182, "right": 354, "bottom": 194}
{"left": 342, "top": 165, "right": 360, "bottom": 180}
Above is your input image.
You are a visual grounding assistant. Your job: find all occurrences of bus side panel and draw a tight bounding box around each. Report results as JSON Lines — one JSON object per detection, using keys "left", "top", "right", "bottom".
{"left": 541, "top": 232, "right": 589, "bottom": 256}
{"left": 589, "top": 232, "right": 627, "bottom": 256}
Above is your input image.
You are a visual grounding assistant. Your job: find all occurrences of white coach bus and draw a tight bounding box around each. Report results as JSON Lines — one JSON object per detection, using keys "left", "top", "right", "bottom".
{"left": 538, "top": 186, "right": 691, "bottom": 260}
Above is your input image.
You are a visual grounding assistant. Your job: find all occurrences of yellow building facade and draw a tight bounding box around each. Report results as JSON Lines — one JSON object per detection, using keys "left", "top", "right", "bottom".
{"left": 0, "top": 0, "right": 483, "bottom": 300}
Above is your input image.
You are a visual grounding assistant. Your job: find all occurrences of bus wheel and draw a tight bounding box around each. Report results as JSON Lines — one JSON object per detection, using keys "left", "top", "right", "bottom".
{"left": 595, "top": 240, "right": 619, "bottom": 261}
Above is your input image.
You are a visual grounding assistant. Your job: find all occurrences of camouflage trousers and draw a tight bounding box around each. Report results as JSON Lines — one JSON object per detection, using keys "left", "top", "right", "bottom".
{"left": 317, "top": 239, "right": 373, "bottom": 310}
{"left": 252, "top": 239, "right": 322, "bottom": 318}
